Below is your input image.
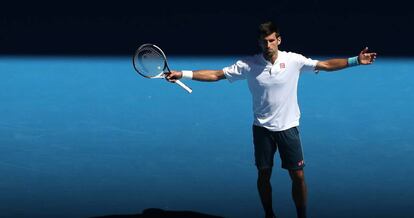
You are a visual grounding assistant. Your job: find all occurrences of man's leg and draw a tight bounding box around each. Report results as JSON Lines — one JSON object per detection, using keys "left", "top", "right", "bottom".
{"left": 253, "top": 125, "right": 277, "bottom": 218}
{"left": 289, "top": 169, "right": 307, "bottom": 218}
{"left": 258, "top": 168, "right": 275, "bottom": 218}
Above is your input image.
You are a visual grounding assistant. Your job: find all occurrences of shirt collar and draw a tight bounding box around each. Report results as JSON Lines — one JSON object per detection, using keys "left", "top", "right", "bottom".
{"left": 258, "top": 50, "right": 283, "bottom": 65}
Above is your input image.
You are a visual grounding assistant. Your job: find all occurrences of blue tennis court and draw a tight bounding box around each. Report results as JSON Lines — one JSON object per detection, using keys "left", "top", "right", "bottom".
{"left": 0, "top": 56, "right": 413, "bottom": 218}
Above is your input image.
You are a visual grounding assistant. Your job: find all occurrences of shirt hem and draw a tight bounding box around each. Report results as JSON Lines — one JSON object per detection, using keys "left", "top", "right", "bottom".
{"left": 253, "top": 121, "right": 299, "bottom": 132}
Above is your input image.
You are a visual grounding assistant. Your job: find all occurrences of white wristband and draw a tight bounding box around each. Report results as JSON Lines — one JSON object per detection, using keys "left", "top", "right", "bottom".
{"left": 181, "top": 70, "right": 193, "bottom": 80}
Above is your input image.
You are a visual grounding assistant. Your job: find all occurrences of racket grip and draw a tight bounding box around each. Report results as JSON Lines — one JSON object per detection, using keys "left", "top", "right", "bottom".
{"left": 175, "top": 80, "right": 193, "bottom": 93}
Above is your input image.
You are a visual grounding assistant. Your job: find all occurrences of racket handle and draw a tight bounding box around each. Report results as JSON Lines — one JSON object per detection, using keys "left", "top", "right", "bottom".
{"left": 175, "top": 80, "right": 193, "bottom": 93}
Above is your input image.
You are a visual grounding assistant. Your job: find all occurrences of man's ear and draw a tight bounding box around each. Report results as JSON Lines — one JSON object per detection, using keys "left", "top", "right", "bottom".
{"left": 277, "top": 36, "right": 281, "bottom": 46}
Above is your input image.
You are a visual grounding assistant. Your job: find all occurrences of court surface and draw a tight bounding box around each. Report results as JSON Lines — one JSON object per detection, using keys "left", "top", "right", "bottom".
{"left": 0, "top": 56, "right": 413, "bottom": 218}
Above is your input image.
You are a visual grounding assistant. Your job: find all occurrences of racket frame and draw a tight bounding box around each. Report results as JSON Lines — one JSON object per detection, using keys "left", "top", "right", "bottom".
{"left": 133, "top": 44, "right": 192, "bottom": 93}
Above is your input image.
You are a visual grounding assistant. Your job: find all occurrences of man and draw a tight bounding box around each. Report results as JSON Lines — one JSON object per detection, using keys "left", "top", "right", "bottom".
{"left": 166, "top": 21, "right": 377, "bottom": 218}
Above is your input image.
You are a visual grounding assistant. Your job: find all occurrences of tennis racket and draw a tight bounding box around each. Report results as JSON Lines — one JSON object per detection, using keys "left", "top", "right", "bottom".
{"left": 132, "top": 43, "right": 192, "bottom": 93}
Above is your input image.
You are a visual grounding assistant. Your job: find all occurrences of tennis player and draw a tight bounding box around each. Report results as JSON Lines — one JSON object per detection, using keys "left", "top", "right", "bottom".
{"left": 166, "top": 21, "right": 376, "bottom": 218}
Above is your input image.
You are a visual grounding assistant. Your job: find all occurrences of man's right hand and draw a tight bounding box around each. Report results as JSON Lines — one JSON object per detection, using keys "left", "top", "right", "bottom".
{"left": 165, "top": 71, "right": 182, "bottom": 83}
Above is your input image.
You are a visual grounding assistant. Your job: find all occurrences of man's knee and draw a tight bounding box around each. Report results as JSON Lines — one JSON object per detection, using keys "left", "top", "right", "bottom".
{"left": 258, "top": 168, "right": 273, "bottom": 182}
{"left": 289, "top": 169, "right": 305, "bottom": 182}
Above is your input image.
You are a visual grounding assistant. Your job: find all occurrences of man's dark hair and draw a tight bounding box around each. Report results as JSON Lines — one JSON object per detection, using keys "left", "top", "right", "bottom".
{"left": 258, "top": 21, "right": 280, "bottom": 38}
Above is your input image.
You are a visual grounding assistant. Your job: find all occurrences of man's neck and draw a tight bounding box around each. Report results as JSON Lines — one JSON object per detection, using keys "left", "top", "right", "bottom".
{"left": 263, "top": 51, "right": 278, "bottom": 64}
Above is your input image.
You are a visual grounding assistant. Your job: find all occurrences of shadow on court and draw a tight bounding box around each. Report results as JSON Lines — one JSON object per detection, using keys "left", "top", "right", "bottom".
{"left": 90, "top": 208, "right": 225, "bottom": 218}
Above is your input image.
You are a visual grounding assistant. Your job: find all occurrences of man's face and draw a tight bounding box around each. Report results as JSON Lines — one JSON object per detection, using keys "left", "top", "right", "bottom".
{"left": 259, "top": 32, "right": 281, "bottom": 57}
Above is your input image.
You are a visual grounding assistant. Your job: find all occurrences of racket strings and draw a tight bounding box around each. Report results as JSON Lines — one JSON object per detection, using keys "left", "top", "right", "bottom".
{"left": 134, "top": 46, "right": 166, "bottom": 78}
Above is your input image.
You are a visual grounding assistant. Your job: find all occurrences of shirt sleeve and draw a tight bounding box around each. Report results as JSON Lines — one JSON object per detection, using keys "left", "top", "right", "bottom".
{"left": 223, "top": 60, "right": 249, "bottom": 83}
{"left": 296, "top": 54, "right": 319, "bottom": 72}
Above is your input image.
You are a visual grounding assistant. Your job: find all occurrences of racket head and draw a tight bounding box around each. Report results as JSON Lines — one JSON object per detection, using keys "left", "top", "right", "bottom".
{"left": 132, "top": 44, "right": 169, "bottom": 78}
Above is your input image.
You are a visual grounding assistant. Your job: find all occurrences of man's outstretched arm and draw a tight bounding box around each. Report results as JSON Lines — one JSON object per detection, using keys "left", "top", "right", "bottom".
{"left": 165, "top": 70, "right": 225, "bottom": 82}
{"left": 316, "top": 47, "right": 377, "bottom": 72}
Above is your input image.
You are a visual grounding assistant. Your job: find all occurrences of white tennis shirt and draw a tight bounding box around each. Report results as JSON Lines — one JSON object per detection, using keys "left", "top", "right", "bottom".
{"left": 223, "top": 51, "right": 318, "bottom": 131}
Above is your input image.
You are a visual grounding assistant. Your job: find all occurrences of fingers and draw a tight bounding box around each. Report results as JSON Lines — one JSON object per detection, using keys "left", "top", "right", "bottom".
{"left": 165, "top": 71, "right": 182, "bottom": 83}
{"left": 360, "top": 46, "right": 369, "bottom": 54}
{"left": 359, "top": 47, "right": 377, "bottom": 65}
{"left": 368, "top": 52, "right": 377, "bottom": 62}
{"left": 361, "top": 52, "right": 377, "bottom": 64}
{"left": 364, "top": 49, "right": 377, "bottom": 63}
{"left": 164, "top": 72, "right": 176, "bottom": 82}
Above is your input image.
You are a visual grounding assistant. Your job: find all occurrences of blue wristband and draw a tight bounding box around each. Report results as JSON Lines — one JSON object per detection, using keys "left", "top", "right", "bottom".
{"left": 347, "top": 56, "right": 359, "bottom": 67}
